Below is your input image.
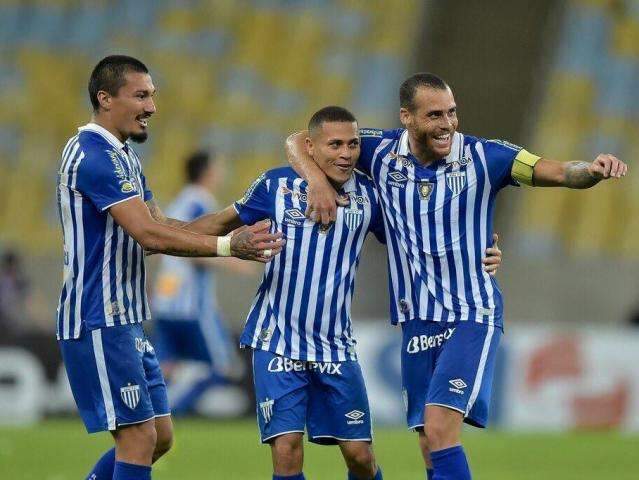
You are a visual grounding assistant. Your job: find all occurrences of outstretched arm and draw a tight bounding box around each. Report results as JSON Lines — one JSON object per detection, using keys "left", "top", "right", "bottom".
{"left": 285, "top": 131, "right": 347, "bottom": 224}
{"left": 146, "top": 198, "right": 189, "bottom": 227}
{"left": 183, "top": 205, "right": 245, "bottom": 236}
{"left": 531, "top": 154, "right": 627, "bottom": 188}
{"left": 111, "top": 197, "right": 283, "bottom": 263}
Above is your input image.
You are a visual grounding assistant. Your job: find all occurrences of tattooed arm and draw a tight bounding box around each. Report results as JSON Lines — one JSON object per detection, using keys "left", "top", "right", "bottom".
{"left": 532, "top": 154, "right": 627, "bottom": 188}
{"left": 110, "top": 197, "right": 284, "bottom": 262}
{"left": 145, "top": 198, "right": 189, "bottom": 228}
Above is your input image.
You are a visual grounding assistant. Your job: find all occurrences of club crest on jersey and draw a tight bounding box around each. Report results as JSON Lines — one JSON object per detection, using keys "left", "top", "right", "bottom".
{"left": 344, "top": 208, "right": 363, "bottom": 230}
{"left": 283, "top": 208, "right": 306, "bottom": 226}
{"left": 418, "top": 181, "right": 434, "bottom": 200}
{"left": 446, "top": 171, "right": 466, "bottom": 195}
{"left": 259, "top": 397, "right": 274, "bottom": 423}
{"left": 120, "top": 383, "right": 140, "bottom": 410}
{"left": 388, "top": 171, "right": 408, "bottom": 188}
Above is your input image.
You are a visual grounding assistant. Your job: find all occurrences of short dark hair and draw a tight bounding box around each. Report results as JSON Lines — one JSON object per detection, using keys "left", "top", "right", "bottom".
{"left": 308, "top": 106, "right": 357, "bottom": 134}
{"left": 88, "top": 55, "right": 149, "bottom": 111}
{"left": 399, "top": 72, "right": 449, "bottom": 111}
{"left": 185, "top": 149, "right": 214, "bottom": 184}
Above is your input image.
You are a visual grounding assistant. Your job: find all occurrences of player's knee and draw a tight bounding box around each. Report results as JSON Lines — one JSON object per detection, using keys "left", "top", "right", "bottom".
{"left": 346, "top": 451, "right": 375, "bottom": 478}
{"left": 116, "top": 421, "right": 157, "bottom": 459}
{"left": 343, "top": 445, "right": 376, "bottom": 477}
{"left": 154, "top": 427, "right": 174, "bottom": 460}
{"left": 272, "top": 435, "right": 303, "bottom": 468}
{"left": 424, "top": 419, "right": 455, "bottom": 450}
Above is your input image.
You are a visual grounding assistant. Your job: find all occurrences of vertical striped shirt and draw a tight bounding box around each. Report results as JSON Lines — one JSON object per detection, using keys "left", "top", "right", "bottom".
{"left": 56, "top": 123, "right": 153, "bottom": 340}
{"left": 235, "top": 167, "right": 385, "bottom": 362}
{"left": 358, "top": 128, "right": 525, "bottom": 329}
{"left": 152, "top": 185, "right": 220, "bottom": 320}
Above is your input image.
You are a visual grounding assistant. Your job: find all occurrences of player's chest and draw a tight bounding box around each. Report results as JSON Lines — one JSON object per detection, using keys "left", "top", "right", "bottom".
{"left": 375, "top": 153, "right": 482, "bottom": 213}
{"left": 274, "top": 185, "right": 371, "bottom": 238}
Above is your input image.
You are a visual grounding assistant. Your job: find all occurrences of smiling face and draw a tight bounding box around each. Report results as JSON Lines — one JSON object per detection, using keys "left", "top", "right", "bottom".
{"left": 400, "top": 86, "right": 458, "bottom": 161}
{"left": 306, "top": 120, "right": 360, "bottom": 188}
{"left": 96, "top": 71, "right": 156, "bottom": 143}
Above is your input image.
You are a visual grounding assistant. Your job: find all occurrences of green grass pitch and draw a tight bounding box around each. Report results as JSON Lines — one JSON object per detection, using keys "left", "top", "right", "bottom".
{"left": 1, "top": 419, "right": 638, "bottom": 479}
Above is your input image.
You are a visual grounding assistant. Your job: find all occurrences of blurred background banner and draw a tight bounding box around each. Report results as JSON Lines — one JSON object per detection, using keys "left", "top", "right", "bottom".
{"left": 0, "top": 0, "right": 638, "bottom": 436}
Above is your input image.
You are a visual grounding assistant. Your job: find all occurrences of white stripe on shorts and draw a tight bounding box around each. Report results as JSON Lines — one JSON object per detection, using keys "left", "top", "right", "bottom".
{"left": 465, "top": 324, "right": 495, "bottom": 415}
{"left": 92, "top": 329, "right": 117, "bottom": 430}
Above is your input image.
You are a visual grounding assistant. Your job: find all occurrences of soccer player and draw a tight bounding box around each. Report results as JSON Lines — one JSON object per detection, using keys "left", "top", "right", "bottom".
{"left": 285, "top": 73, "right": 627, "bottom": 480}
{"left": 182, "top": 106, "right": 500, "bottom": 480}
{"left": 56, "top": 55, "right": 284, "bottom": 480}
{"left": 152, "top": 149, "right": 250, "bottom": 415}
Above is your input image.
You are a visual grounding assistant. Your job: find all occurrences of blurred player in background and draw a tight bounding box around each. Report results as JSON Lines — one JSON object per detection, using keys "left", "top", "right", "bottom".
{"left": 152, "top": 149, "right": 253, "bottom": 415}
{"left": 56, "top": 55, "right": 283, "bottom": 480}
{"left": 286, "top": 73, "right": 627, "bottom": 480}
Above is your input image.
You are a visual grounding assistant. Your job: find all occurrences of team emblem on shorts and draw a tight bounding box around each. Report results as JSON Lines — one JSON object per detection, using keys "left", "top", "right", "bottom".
{"left": 259, "top": 397, "right": 274, "bottom": 423}
{"left": 120, "top": 383, "right": 141, "bottom": 410}
{"left": 344, "top": 208, "right": 363, "bottom": 230}
{"left": 446, "top": 171, "right": 466, "bottom": 195}
{"left": 418, "top": 181, "right": 434, "bottom": 200}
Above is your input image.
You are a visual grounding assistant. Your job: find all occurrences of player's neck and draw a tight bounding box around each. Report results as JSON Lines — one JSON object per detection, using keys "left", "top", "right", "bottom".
{"left": 407, "top": 133, "right": 443, "bottom": 167}
{"left": 91, "top": 114, "right": 127, "bottom": 143}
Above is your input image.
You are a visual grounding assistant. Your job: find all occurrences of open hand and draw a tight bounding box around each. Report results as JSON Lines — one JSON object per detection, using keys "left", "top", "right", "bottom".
{"left": 230, "top": 220, "right": 285, "bottom": 263}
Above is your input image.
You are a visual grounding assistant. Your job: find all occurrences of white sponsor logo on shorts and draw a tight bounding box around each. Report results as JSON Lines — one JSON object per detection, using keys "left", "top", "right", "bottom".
{"left": 120, "top": 383, "right": 141, "bottom": 409}
{"left": 406, "top": 328, "right": 455, "bottom": 354}
{"left": 448, "top": 378, "right": 467, "bottom": 395}
{"left": 345, "top": 410, "right": 365, "bottom": 425}
{"left": 259, "top": 397, "right": 274, "bottom": 423}
{"left": 267, "top": 357, "right": 342, "bottom": 375}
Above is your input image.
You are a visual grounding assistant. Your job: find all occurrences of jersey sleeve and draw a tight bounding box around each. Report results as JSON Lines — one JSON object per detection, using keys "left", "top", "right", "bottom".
{"left": 140, "top": 172, "right": 153, "bottom": 202}
{"left": 233, "top": 173, "right": 272, "bottom": 225}
{"left": 367, "top": 187, "right": 386, "bottom": 244}
{"left": 481, "top": 139, "right": 540, "bottom": 191}
{"left": 75, "top": 149, "right": 140, "bottom": 211}
{"left": 358, "top": 128, "right": 384, "bottom": 176}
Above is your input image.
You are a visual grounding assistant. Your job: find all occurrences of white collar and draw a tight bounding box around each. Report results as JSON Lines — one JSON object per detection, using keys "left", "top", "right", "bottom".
{"left": 78, "top": 122, "right": 128, "bottom": 152}
{"left": 340, "top": 174, "right": 357, "bottom": 193}
{"left": 397, "top": 129, "right": 462, "bottom": 163}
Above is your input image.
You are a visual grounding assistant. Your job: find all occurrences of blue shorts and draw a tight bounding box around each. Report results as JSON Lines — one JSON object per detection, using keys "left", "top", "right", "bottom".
{"left": 59, "top": 323, "right": 170, "bottom": 433}
{"left": 252, "top": 349, "right": 372, "bottom": 445}
{"left": 153, "top": 314, "right": 235, "bottom": 371}
{"left": 401, "top": 319, "right": 502, "bottom": 430}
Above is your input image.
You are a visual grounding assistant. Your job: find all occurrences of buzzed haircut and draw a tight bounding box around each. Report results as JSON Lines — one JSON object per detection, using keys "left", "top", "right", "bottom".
{"left": 88, "top": 55, "right": 149, "bottom": 112}
{"left": 399, "top": 72, "right": 449, "bottom": 111}
{"left": 308, "top": 106, "right": 357, "bottom": 134}
{"left": 185, "top": 149, "right": 214, "bottom": 184}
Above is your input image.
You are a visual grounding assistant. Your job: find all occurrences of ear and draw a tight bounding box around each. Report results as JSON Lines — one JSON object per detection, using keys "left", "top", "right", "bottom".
{"left": 305, "top": 136, "right": 314, "bottom": 156}
{"left": 399, "top": 107, "right": 411, "bottom": 128}
{"left": 96, "top": 90, "right": 112, "bottom": 111}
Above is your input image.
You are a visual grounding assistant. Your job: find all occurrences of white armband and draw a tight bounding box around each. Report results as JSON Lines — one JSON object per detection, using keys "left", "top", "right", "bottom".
{"left": 217, "top": 236, "right": 231, "bottom": 257}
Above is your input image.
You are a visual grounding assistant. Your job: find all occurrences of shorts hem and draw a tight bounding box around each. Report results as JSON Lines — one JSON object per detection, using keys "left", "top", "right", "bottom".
{"left": 154, "top": 412, "right": 172, "bottom": 418}
{"left": 310, "top": 435, "right": 372, "bottom": 445}
{"left": 425, "top": 402, "right": 466, "bottom": 415}
{"left": 262, "top": 430, "right": 305, "bottom": 444}
{"left": 117, "top": 415, "right": 156, "bottom": 429}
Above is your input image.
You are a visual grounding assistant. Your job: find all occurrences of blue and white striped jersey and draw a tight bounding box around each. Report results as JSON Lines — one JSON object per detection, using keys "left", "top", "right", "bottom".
{"left": 56, "top": 123, "right": 153, "bottom": 340}
{"left": 235, "top": 167, "right": 385, "bottom": 362}
{"left": 152, "top": 185, "right": 220, "bottom": 320}
{"left": 358, "top": 128, "right": 523, "bottom": 328}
